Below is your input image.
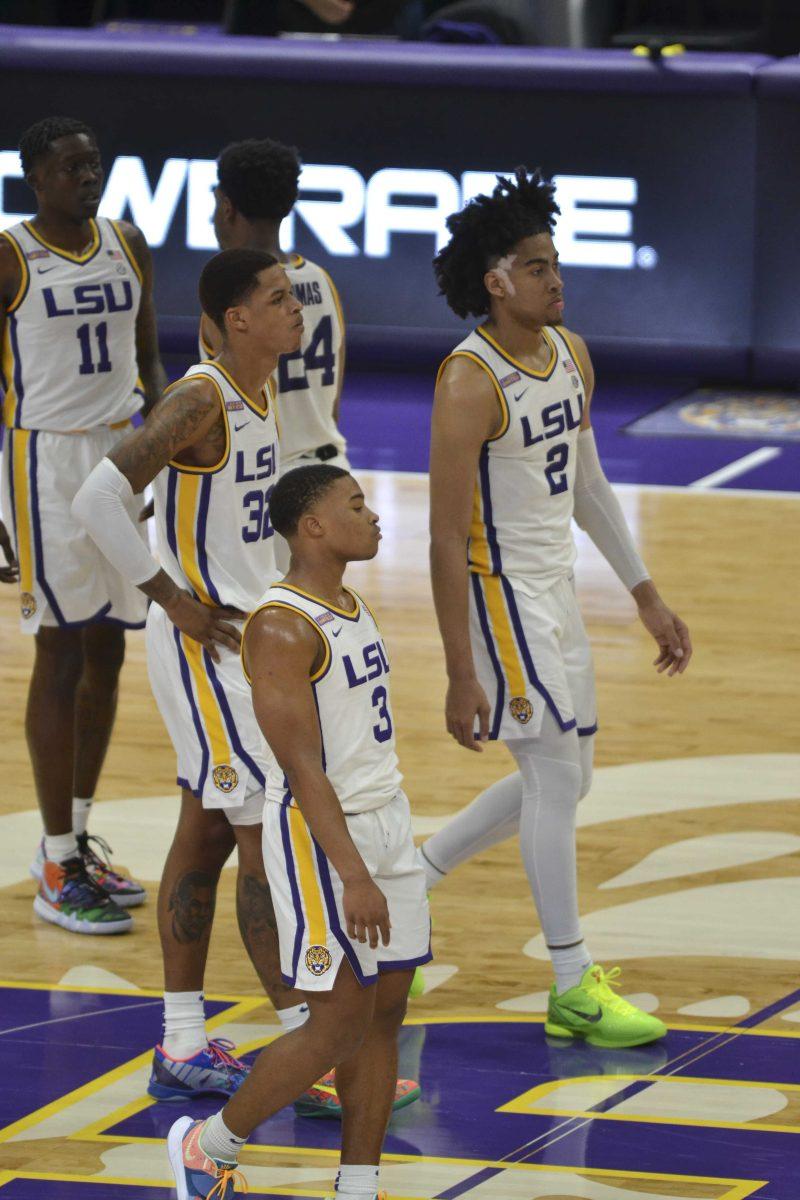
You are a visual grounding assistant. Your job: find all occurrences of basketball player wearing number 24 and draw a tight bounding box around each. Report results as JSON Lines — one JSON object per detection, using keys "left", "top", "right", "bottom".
{"left": 422, "top": 167, "right": 693, "bottom": 1048}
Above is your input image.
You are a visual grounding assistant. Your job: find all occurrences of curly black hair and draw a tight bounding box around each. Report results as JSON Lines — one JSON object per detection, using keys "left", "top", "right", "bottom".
{"left": 19, "top": 116, "right": 96, "bottom": 176}
{"left": 199, "top": 247, "right": 278, "bottom": 332}
{"left": 217, "top": 138, "right": 302, "bottom": 222}
{"left": 433, "top": 166, "right": 559, "bottom": 319}
{"left": 270, "top": 464, "right": 350, "bottom": 537}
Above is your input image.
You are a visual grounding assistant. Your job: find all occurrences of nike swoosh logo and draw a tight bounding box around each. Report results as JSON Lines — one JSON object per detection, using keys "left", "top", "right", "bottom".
{"left": 37, "top": 266, "right": 56, "bottom": 274}
{"left": 331, "top": 627, "right": 342, "bottom": 638}
{"left": 560, "top": 1004, "right": 603, "bottom": 1023}
{"left": 41, "top": 879, "right": 61, "bottom": 903}
{"left": 513, "top": 389, "right": 528, "bottom": 403}
{"left": 234, "top": 421, "right": 249, "bottom": 432}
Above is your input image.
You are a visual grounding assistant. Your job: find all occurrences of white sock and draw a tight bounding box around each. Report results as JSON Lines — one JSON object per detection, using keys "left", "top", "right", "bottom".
{"left": 72, "top": 796, "right": 93, "bottom": 837}
{"left": 549, "top": 939, "right": 593, "bottom": 995}
{"left": 44, "top": 832, "right": 79, "bottom": 864}
{"left": 419, "top": 772, "right": 523, "bottom": 885}
{"left": 162, "top": 991, "right": 207, "bottom": 1058}
{"left": 199, "top": 1111, "right": 245, "bottom": 1166}
{"left": 277, "top": 1002, "right": 309, "bottom": 1033}
{"left": 335, "top": 1164, "right": 380, "bottom": 1197}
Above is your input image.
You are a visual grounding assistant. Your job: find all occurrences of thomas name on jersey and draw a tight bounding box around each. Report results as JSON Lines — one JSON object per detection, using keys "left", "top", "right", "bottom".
{"left": 291, "top": 280, "right": 324, "bottom": 307}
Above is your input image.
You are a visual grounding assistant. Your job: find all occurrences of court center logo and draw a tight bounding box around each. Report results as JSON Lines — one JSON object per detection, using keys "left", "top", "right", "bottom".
{"left": 306, "top": 944, "right": 333, "bottom": 976}
{"left": 509, "top": 696, "right": 533, "bottom": 724}
{"left": 679, "top": 394, "right": 800, "bottom": 438}
{"left": 20, "top": 592, "right": 36, "bottom": 619}
{"left": 212, "top": 764, "right": 239, "bottom": 793}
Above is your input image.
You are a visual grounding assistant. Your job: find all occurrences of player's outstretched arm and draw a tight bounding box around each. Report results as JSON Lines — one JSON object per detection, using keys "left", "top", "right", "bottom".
{"left": 245, "top": 608, "right": 390, "bottom": 948}
{"left": 72, "top": 378, "right": 242, "bottom": 658}
{"left": 0, "top": 236, "right": 22, "bottom": 584}
{"left": 430, "top": 356, "right": 501, "bottom": 750}
{"left": 118, "top": 221, "right": 167, "bottom": 415}
{"left": 568, "top": 329, "right": 692, "bottom": 676}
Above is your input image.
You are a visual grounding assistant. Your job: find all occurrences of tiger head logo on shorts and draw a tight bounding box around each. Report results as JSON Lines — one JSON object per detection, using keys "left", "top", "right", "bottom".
{"left": 20, "top": 593, "right": 37, "bottom": 620}
{"left": 509, "top": 696, "right": 533, "bottom": 724}
{"left": 212, "top": 764, "right": 239, "bottom": 793}
{"left": 305, "top": 945, "right": 333, "bottom": 976}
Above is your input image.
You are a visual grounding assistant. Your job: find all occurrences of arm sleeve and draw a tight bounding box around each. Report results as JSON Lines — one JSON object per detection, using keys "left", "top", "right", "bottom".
{"left": 572, "top": 428, "right": 650, "bottom": 592}
{"left": 71, "top": 457, "right": 161, "bottom": 587}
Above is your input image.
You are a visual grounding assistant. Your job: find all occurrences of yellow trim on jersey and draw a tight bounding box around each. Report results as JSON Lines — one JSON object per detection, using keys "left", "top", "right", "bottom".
{"left": 209, "top": 359, "right": 271, "bottom": 421}
{"left": 174, "top": 473, "right": 212, "bottom": 605}
{"left": 276, "top": 583, "right": 360, "bottom": 620}
{"left": 288, "top": 806, "right": 328, "bottom": 947}
{"left": 555, "top": 325, "right": 587, "bottom": 389}
{"left": 109, "top": 221, "right": 143, "bottom": 285}
{"left": 287, "top": 253, "right": 305, "bottom": 268}
{"left": 2, "top": 323, "right": 17, "bottom": 427}
{"left": 468, "top": 480, "right": 491, "bottom": 574}
{"left": 23, "top": 218, "right": 100, "bottom": 264}
{"left": 241, "top": 601, "right": 332, "bottom": 686}
{"left": 11, "top": 430, "right": 34, "bottom": 597}
{"left": 165, "top": 373, "right": 230, "bottom": 475}
{"left": 437, "top": 351, "right": 510, "bottom": 442}
{"left": 180, "top": 633, "right": 232, "bottom": 769}
{"left": 477, "top": 325, "right": 558, "bottom": 381}
{"left": 1, "top": 231, "right": 29, "bottom": 313}
{"left": 481, "top": 575, "right": 527, "bottom": 698}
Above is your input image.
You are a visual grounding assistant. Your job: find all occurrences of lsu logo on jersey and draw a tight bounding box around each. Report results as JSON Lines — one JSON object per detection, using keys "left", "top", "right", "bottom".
{"left": 42, "top": 281, "right": 134, "bottom": 319}
{"left": 306, "top": 945, "right": 333, "bottom": 975}
{"left": 212, "top": 764, "right": 239, "bottom": 793}
{"left": 509, "top": 696, "right": 533, "bottom": 724}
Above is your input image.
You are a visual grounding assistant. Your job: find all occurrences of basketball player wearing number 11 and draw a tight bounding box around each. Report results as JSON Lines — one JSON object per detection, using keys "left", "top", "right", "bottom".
{"left": 424, "top": 167, "right": 693, "bottom": 1048}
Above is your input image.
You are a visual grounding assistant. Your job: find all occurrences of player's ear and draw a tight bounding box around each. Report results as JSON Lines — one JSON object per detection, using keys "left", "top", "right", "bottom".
{"left": 484, "top": 269, "right": 505, "bottom": 300}
{"left": 225, "top": 305, "right": 248, "bottom": 335}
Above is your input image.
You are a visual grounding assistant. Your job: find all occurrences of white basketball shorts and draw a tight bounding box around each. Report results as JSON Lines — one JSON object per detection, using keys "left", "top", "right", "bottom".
{"left": 263, "top": 789, "right": 432, "bottom": 991}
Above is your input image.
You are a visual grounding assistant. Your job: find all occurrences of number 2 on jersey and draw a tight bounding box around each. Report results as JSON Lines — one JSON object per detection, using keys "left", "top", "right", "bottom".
{"left": 76, "top": 322, "right": 112, "bottom": 375}
{"left": 242, "top": 485, "right": 275, "bottom": 543}
{"left": 544, "top": 442, "right": 569, "bottom": 495}
{"left": 278, "top": 315, "right": 335, "bottom": 392}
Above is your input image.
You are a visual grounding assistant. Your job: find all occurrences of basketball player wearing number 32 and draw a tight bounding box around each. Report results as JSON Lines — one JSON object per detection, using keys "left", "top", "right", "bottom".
{"left": 421, "top": 167, "right": 693, "bottom": 1048}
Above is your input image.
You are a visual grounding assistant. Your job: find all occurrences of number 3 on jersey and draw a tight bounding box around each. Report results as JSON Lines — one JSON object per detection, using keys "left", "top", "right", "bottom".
{"left": 278, "top": 315, "right": 335, "bottom": 392}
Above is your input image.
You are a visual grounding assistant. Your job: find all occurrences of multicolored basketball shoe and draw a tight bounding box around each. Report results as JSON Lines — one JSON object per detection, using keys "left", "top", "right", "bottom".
{"left": 167, "top": 1116, "right": 247, "bottom": 1199}
{"left": 33, "top": 856, "right": 133, "bottom": 934}
{"left": 545, "top": 965, "right": 667, "bottom": 1049}
{"left": 148, "top": 1041, "right": 249, "bottom": 1102}
{"left": 30, "top": 834, "right": 146, "bottom": 908}
{"left": 294, "top": 1071, "right": 421, "bottom": 1118}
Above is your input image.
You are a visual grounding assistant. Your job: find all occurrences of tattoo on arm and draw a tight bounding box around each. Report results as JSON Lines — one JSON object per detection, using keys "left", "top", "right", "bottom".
{"left": 168, "top": 869, "right": 217, "bottom": 945}
{"left": 108, "top": 381, "right": 221, "bottom": 494}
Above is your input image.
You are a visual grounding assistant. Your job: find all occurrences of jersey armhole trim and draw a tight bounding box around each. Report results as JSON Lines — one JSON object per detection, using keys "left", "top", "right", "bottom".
{"left": 165, "top": 372, "right": 231, "bottom": 474}
{"left": 438, "top": 350, "right": 510, "bottom": 441}
{"left": 1, "top": 231, "right": 30, "bottom": 313}
{"left": 242, "top": 601, "right": 332, "bottom": 685}
{"left": 109, "top": 221, "right": 144, "bottom": 285}
{"left": 551, "top": 325, "right": 587, "bottom": 389}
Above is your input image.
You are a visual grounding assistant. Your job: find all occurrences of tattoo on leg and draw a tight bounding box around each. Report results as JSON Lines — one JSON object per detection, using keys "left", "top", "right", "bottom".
{"left": 237, "top": 873, "right": 292, "bottom": 999}
{"left": 168, "top": 870, "right": 217, "bottom": 944}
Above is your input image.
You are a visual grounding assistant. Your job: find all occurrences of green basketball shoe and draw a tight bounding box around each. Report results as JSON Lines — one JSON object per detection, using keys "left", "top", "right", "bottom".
{"left": 545, "top": 965, "right": 667, "bottom": 1049}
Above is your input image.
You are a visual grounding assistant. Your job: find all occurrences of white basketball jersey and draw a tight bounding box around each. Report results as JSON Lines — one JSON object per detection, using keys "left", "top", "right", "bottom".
{"left": 1, "top": 217, "right": 142, "bottom": 432}
{"left": 152, "top": 361, "right": 280, "bottom": 613}
{"left": 249, "top": 583, "right": 402, "bottom": 814}
{"left": 442, "top": 325, "right": 587, "bottom": 594}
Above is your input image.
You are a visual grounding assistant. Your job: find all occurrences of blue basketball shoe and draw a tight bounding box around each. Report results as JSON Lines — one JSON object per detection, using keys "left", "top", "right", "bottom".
{"left": 148, "top": 1040, "right": 249, "bottom": 1102}
{"left": 167, "top": 1116, "right": 247, "bottom": 1198}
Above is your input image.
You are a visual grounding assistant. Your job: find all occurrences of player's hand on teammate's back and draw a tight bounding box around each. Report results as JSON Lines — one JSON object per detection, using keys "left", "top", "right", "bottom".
{"left": 163, "top": 589, "right": 245, "bottom": 662}
{"left": 638, "top": 598, "right": 693, "bottom": 676}
{"left": 446, "top": 675, "right": 491, "bottom": 751}
{"left": 344, "top": 876, "right": 391, "bottom": 948}
{"left": 0, "top": 520, "right": 19, "bottom": 584}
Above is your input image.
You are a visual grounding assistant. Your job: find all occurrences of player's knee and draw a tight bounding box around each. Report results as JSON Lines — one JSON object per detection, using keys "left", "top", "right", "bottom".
{"left": 373, "top": 985, "right": 409, "bottom": 1033}
{"left": 34, "top": 628, "right": 83, "bottom": 692}
{"left": 311, "top": 1008, "right": 369, "bottom": 1065}
{"left": 578, "top": 764, "right": 593, "bottom": 801}
{"left": 82, "top": 626, "right": 126, "bottom": 689}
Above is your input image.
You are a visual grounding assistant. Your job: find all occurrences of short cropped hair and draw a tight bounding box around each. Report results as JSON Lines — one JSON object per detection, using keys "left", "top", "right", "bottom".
{"left": 269, "top": 465, "right": 350, "bottom": 537}
{"left": 217, "top": 138, "right": 301, "bottom": 222}
{"left": 433, "top": 166, "right": 560, "bottom": 318}
{"left": 198, "top": 248, "right": 278, "bottom": 333}
{"left": 19, "top": 116, "right": 96, "bottom": 175}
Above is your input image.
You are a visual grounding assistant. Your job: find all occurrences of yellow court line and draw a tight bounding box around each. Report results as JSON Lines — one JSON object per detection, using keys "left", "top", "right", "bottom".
{"left": 0, "top": 998, "right": 262, "bottom": 1146}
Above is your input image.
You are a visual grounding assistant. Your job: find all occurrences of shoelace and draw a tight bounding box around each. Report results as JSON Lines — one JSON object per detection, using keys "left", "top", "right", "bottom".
{"left": 61, "top": 857, "right": 114, "bottom": 907}
{"left": 78, "top": 832, "right": 116, "bottom": 870}
{"left": 207, "top": 1039, "right": 247, "bottom": 1072}
{"left": 207, "top": 1166, "right": 248, "bottom": 1197}
{"left": 584, "top": 966, "right": 640, "bottom": 1016}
